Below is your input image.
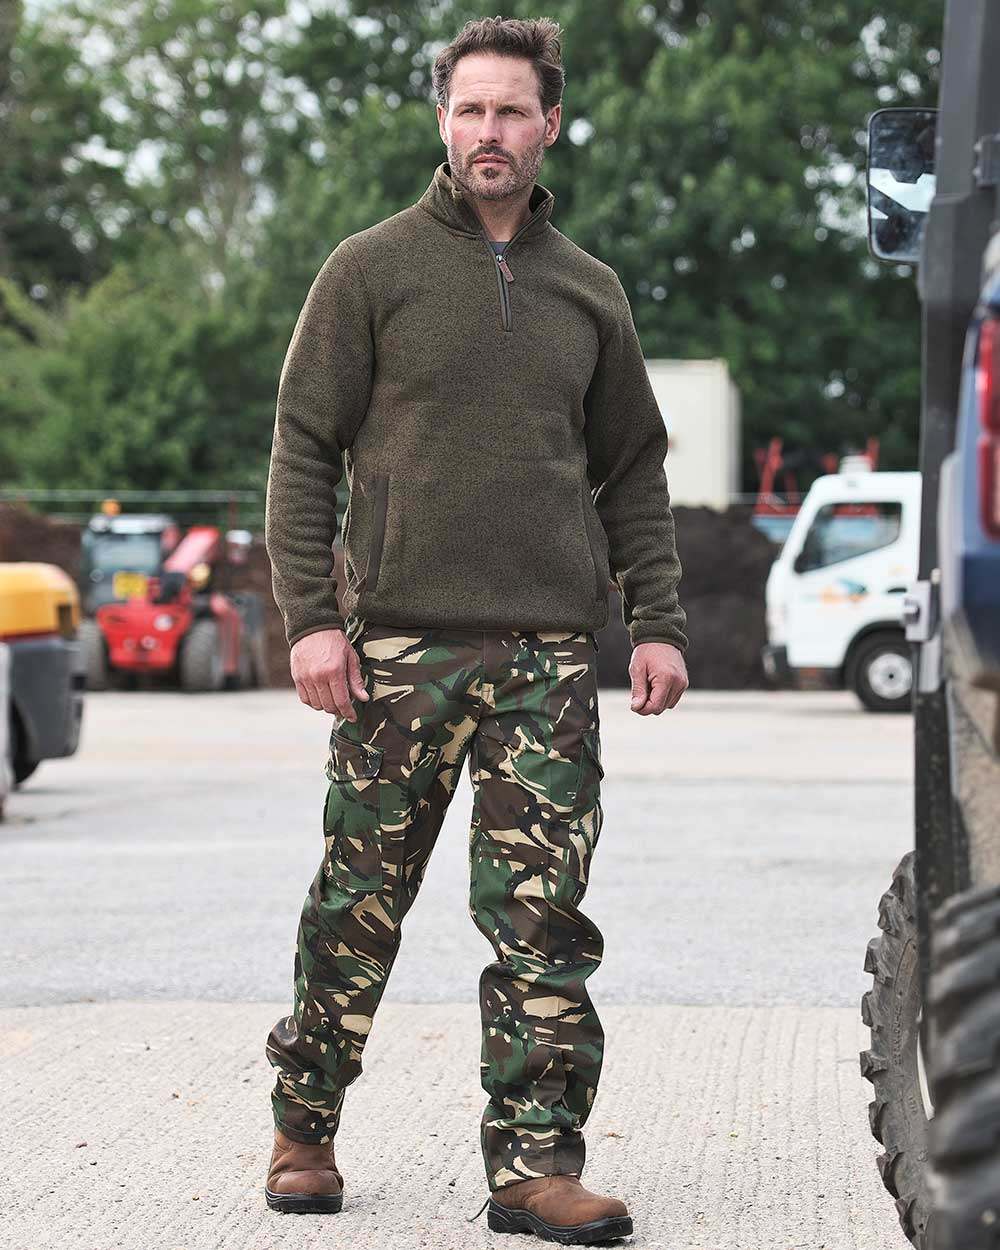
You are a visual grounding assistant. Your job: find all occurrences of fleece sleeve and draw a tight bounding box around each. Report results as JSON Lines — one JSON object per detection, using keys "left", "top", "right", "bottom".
{"left": 583, "top": 273, "right": 688, "bottom": 652}
{"left": 264, "top": 239, "right": 374, "bottom": 648}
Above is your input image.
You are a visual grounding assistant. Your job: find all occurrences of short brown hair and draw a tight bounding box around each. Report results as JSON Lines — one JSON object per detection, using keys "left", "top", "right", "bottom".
{"left": 432, "top": 16, "right": 565, "bottom": 115}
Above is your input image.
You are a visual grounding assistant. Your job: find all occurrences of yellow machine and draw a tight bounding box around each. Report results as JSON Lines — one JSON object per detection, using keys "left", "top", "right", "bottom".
{"left": 0, "top": 563, "right": 84, "bottom": 784}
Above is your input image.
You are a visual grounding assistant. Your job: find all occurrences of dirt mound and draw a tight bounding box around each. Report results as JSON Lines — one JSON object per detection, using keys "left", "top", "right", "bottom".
{"left": 0, "top": 502, "right": 83, "bottom": 578}
{"left": 595, "top": 503, "right": 775, "bottom": 689}
{"left": 0, "top": 501, "right": 776, "bottom": 690}
{"left": 674, "top": 503, "right": 775, "bottom": 690}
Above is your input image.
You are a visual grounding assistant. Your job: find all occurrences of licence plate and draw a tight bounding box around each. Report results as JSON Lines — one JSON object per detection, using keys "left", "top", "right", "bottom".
{"left": 113, "top": 571, "right": 149, "bottom": 600}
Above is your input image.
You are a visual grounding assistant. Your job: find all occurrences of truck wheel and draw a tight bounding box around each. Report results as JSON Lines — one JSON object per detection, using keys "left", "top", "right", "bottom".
{"left": 79, "top": 618, "right": 109, "bottom": 692}
{"left": 924, "top": 883, "right": 1000, "bottom": 1250}
{"left": 179, "top": 619, "right": 225, "bottom": 692}
{"left": 849, "top": 632, "right": 913, "bottom": 713}
{"left": 861, "top": 850, "right": 932, "bottom": 1246}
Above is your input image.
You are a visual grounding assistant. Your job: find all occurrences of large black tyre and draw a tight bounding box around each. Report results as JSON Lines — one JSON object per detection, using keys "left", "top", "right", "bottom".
{"left": 237, "top": 632, "right": 255, "bottom": 689}
{"left": 8, "top": 709, "right": 39, "bottom": 786}
{"left": 848, "top": 631, "right": 914, "bottom": 713}
{"left": 179, "top": 619, "right": 225, "bottom": 692}
{"left": 861, "top": 850, "right": 932, "bottom": 1246}
{"left": 925, "top": 883, "right": 1000, "bottom": 1250}
{"left": 78, "top": 618, "right": 109, "bottom": 692}
{"left": 226, "top": 593, "right": 268, "bottom": 689}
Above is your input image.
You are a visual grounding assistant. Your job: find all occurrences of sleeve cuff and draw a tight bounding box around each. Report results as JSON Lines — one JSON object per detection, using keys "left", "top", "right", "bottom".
{"left": 288, "top": 619, "right": 346, "bottom": 648}
{"left": 629, "top": 629, "right": 688, "bottom": 653}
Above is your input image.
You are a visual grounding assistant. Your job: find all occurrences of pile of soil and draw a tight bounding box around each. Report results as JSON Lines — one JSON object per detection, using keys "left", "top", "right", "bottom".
{"left": 673, "top": 503, "right": 776, "bottom": 690}
{"left": 0, "top": 502, "right": 82, "bottom": 580}
{"left": 0, "top": 501, "right": 777, "bottom": 690}
{"left": 595, "top": 503, "right": 775, "bottom": 689}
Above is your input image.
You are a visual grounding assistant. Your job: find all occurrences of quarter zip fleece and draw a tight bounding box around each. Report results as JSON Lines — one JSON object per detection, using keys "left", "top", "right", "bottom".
{"left": 265, "top": 160, "right": 687, "bottom": 652}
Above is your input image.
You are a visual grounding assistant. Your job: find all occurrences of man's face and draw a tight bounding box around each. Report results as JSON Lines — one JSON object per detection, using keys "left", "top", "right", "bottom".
{"left": 437, "top": 52, "right": 560, "bottom": 202}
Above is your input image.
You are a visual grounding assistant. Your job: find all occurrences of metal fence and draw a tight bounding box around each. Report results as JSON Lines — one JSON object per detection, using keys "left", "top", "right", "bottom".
{"left": 0, "top": 489, "right": 264, "bottom": 530}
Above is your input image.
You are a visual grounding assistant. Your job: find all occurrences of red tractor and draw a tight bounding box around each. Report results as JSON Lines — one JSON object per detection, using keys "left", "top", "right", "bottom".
{"left": 78, "top": 501, "right": 268, "bottom": 692}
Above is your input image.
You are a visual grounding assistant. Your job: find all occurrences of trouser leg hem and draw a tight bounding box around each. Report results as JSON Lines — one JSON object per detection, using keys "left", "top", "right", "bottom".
{"left": 273, "top": 1118, "right": 337, "bottom": 1145}
{"left": 487, "top": 1166, "right": 584, "bottom": 1194}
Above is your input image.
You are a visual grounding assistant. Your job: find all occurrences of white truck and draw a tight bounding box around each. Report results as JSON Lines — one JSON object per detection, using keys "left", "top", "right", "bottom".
{"left": 762, "top": 462, "right": 921, "bottom": 711}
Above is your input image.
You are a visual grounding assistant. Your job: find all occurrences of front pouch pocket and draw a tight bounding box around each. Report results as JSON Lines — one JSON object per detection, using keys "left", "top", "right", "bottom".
{"left": 362, "top": 458, "right": 608, "bottom": 627}
{"left": 322, "top": 728, "right": 384, "bottom": 894}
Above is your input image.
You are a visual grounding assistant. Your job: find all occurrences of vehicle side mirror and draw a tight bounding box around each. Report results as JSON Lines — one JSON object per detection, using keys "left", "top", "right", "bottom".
{"left": 866, "top": 106, "right": 938, "bottom": 266}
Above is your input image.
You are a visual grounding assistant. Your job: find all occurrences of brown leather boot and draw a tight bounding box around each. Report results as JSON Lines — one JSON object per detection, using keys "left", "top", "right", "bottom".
{"left": 486, "top": 1173, "right": 633, "bottom": 1244}
{"left": 264, "top": 1127, "right": 344, "bottom": 1214}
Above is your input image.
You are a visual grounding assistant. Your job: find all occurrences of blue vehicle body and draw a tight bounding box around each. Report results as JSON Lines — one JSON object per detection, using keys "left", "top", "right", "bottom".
{"left": 939, "top": 257, "right": 1000, "bottom": 689}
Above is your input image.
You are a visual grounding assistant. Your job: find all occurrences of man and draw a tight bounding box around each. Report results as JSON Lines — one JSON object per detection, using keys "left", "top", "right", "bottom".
{"left": 262, "top": 14, "right": 688, "bottom": 1245}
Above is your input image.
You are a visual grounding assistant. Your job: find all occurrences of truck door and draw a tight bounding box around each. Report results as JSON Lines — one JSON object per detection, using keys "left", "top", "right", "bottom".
{"left": 785, "top": 497, "right": 910, "bottom": 669}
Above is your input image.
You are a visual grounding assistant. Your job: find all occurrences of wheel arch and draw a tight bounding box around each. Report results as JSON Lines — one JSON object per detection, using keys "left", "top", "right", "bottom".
{"left": 843, "top": 622, "right": 908, "bottom": 684}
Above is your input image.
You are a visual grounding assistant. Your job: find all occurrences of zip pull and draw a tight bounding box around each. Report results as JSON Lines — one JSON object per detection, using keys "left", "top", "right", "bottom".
{"left": 496, "top": 254, "right": 514, "bottom": 282}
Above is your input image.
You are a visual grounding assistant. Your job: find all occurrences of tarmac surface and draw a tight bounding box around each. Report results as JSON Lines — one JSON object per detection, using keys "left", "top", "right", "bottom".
{"left": 2, "top": 687, "right": 914, "bottom": 1249}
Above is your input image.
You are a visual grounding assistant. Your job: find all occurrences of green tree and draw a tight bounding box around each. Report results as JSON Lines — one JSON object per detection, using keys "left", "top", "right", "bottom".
{"left": 0, "top": 0, "right": 945, "bottom": 495}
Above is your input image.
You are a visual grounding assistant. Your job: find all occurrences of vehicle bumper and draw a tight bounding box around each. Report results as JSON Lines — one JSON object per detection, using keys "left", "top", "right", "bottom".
{"left": 8, "top": 635, "right": 84, "bottom": 761}
{"left": 762, "top": 644, "right": 793, "bottom": 686}
{"left": 762, "top": 644, "right": 841, "bottom": 691}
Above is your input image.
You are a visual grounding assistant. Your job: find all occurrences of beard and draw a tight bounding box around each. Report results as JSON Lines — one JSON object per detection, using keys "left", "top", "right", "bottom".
{"left": 447, "top": 134, "right": 547, "bottom": 202}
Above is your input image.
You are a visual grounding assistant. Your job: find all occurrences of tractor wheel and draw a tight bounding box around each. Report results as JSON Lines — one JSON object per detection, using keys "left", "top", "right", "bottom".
{"left": 179, "top": 619, "right": 225, "bottom": 692}
{"left": 861, "top": 850, "right": 932, "bottom": 1246}
{"left": 79, "top": 619, "right": 109, "bottom": 692}
{"left": 848, "top": 632, "right": 914, "bottom": 713}
{"left": 8, "top": 712, "right": 38, "bottom": 786}
{"left": 250, "top": 624, "right": 269, "bottom": 688}
{"left": 924, "top": 883, "right": 1000, "bottom": 1250}
{"left": 228, "top": 632, "right": 254, "bottom": 691}
{"left": 240, "top": 636, "right": 257, "bottom": 688}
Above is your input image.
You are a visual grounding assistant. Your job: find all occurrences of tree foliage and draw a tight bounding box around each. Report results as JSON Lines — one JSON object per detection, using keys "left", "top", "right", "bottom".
{"left": 0, "top": 0, "right": 944, "bottom": 493}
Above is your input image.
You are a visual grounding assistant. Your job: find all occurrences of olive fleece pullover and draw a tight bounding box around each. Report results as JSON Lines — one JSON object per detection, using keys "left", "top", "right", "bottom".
{"left": 265, "top": 160, "right": 688, "bottom": 652}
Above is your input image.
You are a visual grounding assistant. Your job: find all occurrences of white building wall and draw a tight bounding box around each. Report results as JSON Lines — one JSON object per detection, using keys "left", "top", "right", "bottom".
{"left": 643, "top": 359, "right": 741, "bottom": 509}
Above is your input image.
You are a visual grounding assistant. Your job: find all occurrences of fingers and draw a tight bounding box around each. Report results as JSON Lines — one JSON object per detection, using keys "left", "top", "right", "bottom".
{"left": 326, "top": 665, "right": 357, "bottom": 720}
{"left": 629, "top": 667, "right": 689, "bottom": 714}
{"left": 290, "top": 629, "right": 367, "bottom": 718}
{"left": 665, "top": 672, "right": 687, "bottom": 709}
{"left": 346, "top": 647, "right": 371, "bottom": 705}
{"left": 293, "top": 652, "right": 367, "bottom": 720}
{"left": 629, "top": 662, "right": 650, "bottom": 712}
{"left": 301, "top": 678, "right": 336, "bottom": 715}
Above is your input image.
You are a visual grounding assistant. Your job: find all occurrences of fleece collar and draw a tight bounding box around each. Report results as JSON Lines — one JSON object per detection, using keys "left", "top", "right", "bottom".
{"left": 416, "top": 160, "right": 555, "bottom": 241}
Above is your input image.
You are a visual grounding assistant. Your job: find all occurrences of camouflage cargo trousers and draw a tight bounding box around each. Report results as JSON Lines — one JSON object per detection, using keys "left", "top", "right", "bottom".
{"left": 265, "top": 615, "right": 607, "bottom": 1192}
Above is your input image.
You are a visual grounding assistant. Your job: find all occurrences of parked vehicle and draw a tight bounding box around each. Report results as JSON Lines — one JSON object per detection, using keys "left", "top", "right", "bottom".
{"left": 857, "top": 6, "right": 1000, "bottom": 1245}
{"left": 762, "top": 464, "right": 920, "bottom": 712}
{"left": 79, "top": 500, "right": 268, "bottom": 692}
{"left": 0, "top": 642, "right": 11, "bottom": 818}
{"left": 0, "top": 562, "right": 84, "bottom": 786}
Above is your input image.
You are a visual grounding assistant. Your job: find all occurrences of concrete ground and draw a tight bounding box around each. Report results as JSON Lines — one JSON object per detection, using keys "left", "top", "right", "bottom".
{"left": 1, "top": 687, "right": 914, "bottom": 1249}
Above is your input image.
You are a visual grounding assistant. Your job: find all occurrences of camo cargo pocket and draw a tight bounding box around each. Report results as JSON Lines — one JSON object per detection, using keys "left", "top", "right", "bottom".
{"left": 322, "top": 728, "right": 384, "bottom": 894}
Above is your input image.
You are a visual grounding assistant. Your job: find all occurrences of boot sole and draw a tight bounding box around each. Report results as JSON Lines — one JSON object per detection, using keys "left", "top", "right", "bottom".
{"left": 487, "top": 1200, "right": 633, "bottom": 1244}
{"left": 265, "top": 1186, "right": 344, "bottom": 1214}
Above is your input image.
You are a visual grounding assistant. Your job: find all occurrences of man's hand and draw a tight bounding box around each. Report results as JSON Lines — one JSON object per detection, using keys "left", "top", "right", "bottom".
{"left": 629, "top": 642, "right": 688, "bottom": 714}
{"left": 290, "top": 628, "right": 370, "bottom": 720}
